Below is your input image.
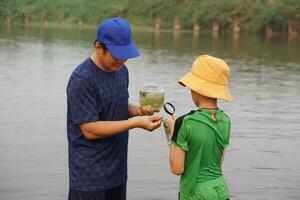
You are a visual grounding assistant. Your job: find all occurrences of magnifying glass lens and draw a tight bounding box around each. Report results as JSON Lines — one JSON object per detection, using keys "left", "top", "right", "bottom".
{"left": 164, "top": 103, "right": 175, "bottom": 115}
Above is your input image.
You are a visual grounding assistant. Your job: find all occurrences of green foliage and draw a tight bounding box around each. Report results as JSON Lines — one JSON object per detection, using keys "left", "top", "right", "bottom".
{"left": 243, "top": 1, "right": 269, "bottom": 31}
{"left": 0, "top": 0, "right": 299, "bottom": 32}
{"left": 264, "top": 0, "right": 287, "bottom": 31}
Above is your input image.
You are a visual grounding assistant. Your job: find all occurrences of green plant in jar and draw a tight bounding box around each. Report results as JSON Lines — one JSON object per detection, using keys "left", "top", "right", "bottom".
{"left": 139, "top": 84, "right": 164, "bottom": 110}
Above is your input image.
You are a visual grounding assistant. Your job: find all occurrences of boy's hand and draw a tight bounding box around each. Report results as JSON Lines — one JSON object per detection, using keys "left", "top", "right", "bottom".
{"left": 167, "top": 115, "right": 176, "bottom": 134}
{"left": 163, "top": 115, "right": 176, "bottom": 144}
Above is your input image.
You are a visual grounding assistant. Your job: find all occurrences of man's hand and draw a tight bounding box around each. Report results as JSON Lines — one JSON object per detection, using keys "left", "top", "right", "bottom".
{"left": 137, "top": 106, "right": 160, "bottom": 116}
{"left": 136, "top": 114, "right": 163, "bottom": 131}
{"left": 128, "top": 103, "right": 160, "bottom": 117}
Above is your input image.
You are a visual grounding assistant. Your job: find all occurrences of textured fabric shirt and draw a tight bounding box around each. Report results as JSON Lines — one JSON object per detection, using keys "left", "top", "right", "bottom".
{"left": 171, "top": 109, "right": 231, "bottom": 200}
{"left": 66, "top": 58, "right": 129, "bottom": 191}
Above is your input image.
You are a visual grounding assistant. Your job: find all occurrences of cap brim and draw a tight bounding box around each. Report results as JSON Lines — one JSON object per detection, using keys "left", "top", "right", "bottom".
{"left": 179, "top": 72, "right": 233, "bottom": 102}
{"left": 106, "top": 42, "right": 140, "bottom": 60}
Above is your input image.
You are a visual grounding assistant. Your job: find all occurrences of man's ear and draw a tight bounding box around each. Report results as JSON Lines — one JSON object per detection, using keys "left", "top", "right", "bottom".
{"left": 95, "top": 43, "right": 103, "bottom": 55}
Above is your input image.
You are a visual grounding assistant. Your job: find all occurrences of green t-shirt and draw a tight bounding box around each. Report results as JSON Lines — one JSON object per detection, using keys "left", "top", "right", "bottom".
{"left": 171, "top": 109, "right": 231, "bottom": 200}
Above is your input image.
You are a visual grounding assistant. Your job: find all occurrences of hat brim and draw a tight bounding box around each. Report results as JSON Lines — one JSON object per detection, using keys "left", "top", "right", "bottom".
{"left": 106, "top": 42, "right": 140, "bottom": 60}
{"left": 179, "top": 72, "right": 233, "bottom": 102}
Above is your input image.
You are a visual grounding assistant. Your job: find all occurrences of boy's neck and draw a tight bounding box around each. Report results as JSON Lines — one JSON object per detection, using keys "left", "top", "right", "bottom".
{"left": 198, "top": 96, "right": 218, "bottom": 110}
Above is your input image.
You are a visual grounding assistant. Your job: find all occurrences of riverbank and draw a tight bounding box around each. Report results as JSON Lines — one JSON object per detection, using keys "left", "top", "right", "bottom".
{"left": 2, "top": 21, "right": 299, "bottom": 39}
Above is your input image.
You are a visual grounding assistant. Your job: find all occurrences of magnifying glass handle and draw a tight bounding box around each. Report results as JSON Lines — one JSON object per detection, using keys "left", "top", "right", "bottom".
{"left": 171, "top": 114, "right": 175, "bottom": 120}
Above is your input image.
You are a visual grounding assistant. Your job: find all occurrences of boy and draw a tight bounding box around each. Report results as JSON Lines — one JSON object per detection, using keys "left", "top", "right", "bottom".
{"left": 167, "top": 55, "right": 233, "bottom": 200}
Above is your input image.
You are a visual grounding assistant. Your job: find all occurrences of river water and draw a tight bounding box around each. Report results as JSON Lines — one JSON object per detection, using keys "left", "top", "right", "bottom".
{"left": 0, "top": 25, "right": 300, "bottom": 200}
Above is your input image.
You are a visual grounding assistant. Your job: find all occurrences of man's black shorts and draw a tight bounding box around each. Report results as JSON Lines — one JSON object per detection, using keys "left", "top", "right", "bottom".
{"left": 68, "top": 183, "right": 126, "bottom": 200}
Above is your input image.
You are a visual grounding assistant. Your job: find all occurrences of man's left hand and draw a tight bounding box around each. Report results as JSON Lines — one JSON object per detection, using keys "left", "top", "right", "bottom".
{"left": 137, "top": 106, "right": 160, "bottom": 116}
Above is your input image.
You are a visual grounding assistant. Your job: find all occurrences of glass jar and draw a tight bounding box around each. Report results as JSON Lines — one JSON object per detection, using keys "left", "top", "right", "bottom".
{"left": 139, "top": 84, "right": 164, "bottom": 110}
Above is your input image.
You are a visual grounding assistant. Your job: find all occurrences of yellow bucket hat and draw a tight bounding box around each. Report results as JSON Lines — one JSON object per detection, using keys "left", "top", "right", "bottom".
{"left": 178, "top": 55, "right": 233, "bottom": 102}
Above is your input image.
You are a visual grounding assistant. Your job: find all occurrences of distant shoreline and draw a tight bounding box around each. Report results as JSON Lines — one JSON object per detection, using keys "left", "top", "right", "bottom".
{"left": 1, "top": 21, "right": 296, "bottom": 38}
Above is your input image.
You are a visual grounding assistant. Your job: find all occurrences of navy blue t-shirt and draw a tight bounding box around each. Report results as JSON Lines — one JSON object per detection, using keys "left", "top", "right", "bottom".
{"left": 66, "top": 58, "right": 129, "bottom": 191}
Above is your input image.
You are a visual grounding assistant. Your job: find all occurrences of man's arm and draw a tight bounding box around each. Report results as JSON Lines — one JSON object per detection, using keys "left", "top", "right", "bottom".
{"left": 80, "top": 115, "right": 162, "bottom": 140}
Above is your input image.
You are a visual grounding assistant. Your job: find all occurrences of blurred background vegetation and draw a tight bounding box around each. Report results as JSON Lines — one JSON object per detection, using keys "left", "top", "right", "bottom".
{"left": 0, "top": 0, "right": 300, "bottom": 36}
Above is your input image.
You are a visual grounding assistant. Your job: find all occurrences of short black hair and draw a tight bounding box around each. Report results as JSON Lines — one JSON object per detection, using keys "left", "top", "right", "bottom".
{"left": 94, "top": 40, "right": 108, "bottom": 52}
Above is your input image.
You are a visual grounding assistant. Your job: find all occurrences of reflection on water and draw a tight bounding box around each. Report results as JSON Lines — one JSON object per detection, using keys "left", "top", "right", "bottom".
{"left": 0, "top": 25, "right": 300, "bottom": 200}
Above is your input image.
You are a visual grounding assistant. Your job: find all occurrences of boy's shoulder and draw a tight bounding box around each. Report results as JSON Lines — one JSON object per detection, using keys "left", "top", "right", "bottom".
{"left": 174, "top": 109, "right": 230, "bottom": 128}
{"left": 172, "top": 110, "right": 231, "bottom": 146}
{"left": 172, "top": 110, "right": 196, "bottom": 142}
{"left": 175, "top": 109, "right": 231, "bottom": 128}
{"left": 174, "top": 110, "right": 197, "bottom": 130}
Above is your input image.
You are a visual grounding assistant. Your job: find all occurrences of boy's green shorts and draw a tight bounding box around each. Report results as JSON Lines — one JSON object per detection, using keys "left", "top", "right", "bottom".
{"left": 179, "top": 176, "right": 229, "bottom": 200}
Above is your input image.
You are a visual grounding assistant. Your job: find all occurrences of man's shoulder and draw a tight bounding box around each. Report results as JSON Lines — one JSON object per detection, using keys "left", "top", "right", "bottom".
{"left": 69, "top": 58, "right": 95, "bottom": 81}
{"left": 67, "top": 58, "right": 95, "bottom": 90}
{"left": 121, "top": 64, "right": 128, "bottom": 72}
{"left": 74, "top": 58, "right": 95, "bottom": 76}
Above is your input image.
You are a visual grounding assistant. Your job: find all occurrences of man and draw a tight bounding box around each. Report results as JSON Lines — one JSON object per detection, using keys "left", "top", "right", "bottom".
{"left": 66, "top": 17, "right": 162, "bottom": 200}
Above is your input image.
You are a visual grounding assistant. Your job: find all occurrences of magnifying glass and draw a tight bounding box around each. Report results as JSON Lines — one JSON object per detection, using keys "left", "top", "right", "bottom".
{"left": 164, "top": 102, "right": 175, "bottom": 116}
{"left": 163, "top": 102, "right": 175, "bottom": 144}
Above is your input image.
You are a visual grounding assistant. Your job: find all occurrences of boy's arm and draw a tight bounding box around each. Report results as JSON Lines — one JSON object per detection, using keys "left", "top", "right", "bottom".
{"left": 220, "top": 149, "right": 226, "bottom": 165}
{"left": 167, "top": 115, "right": 186, "bottom": 175}
{"left": 169, "top": 143, "right": 186, "bottom": 175}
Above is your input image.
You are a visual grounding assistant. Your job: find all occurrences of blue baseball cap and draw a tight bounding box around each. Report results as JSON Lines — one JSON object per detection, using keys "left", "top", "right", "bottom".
{"left": 96, "top": 17, "right": 140, "bottom": 60}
